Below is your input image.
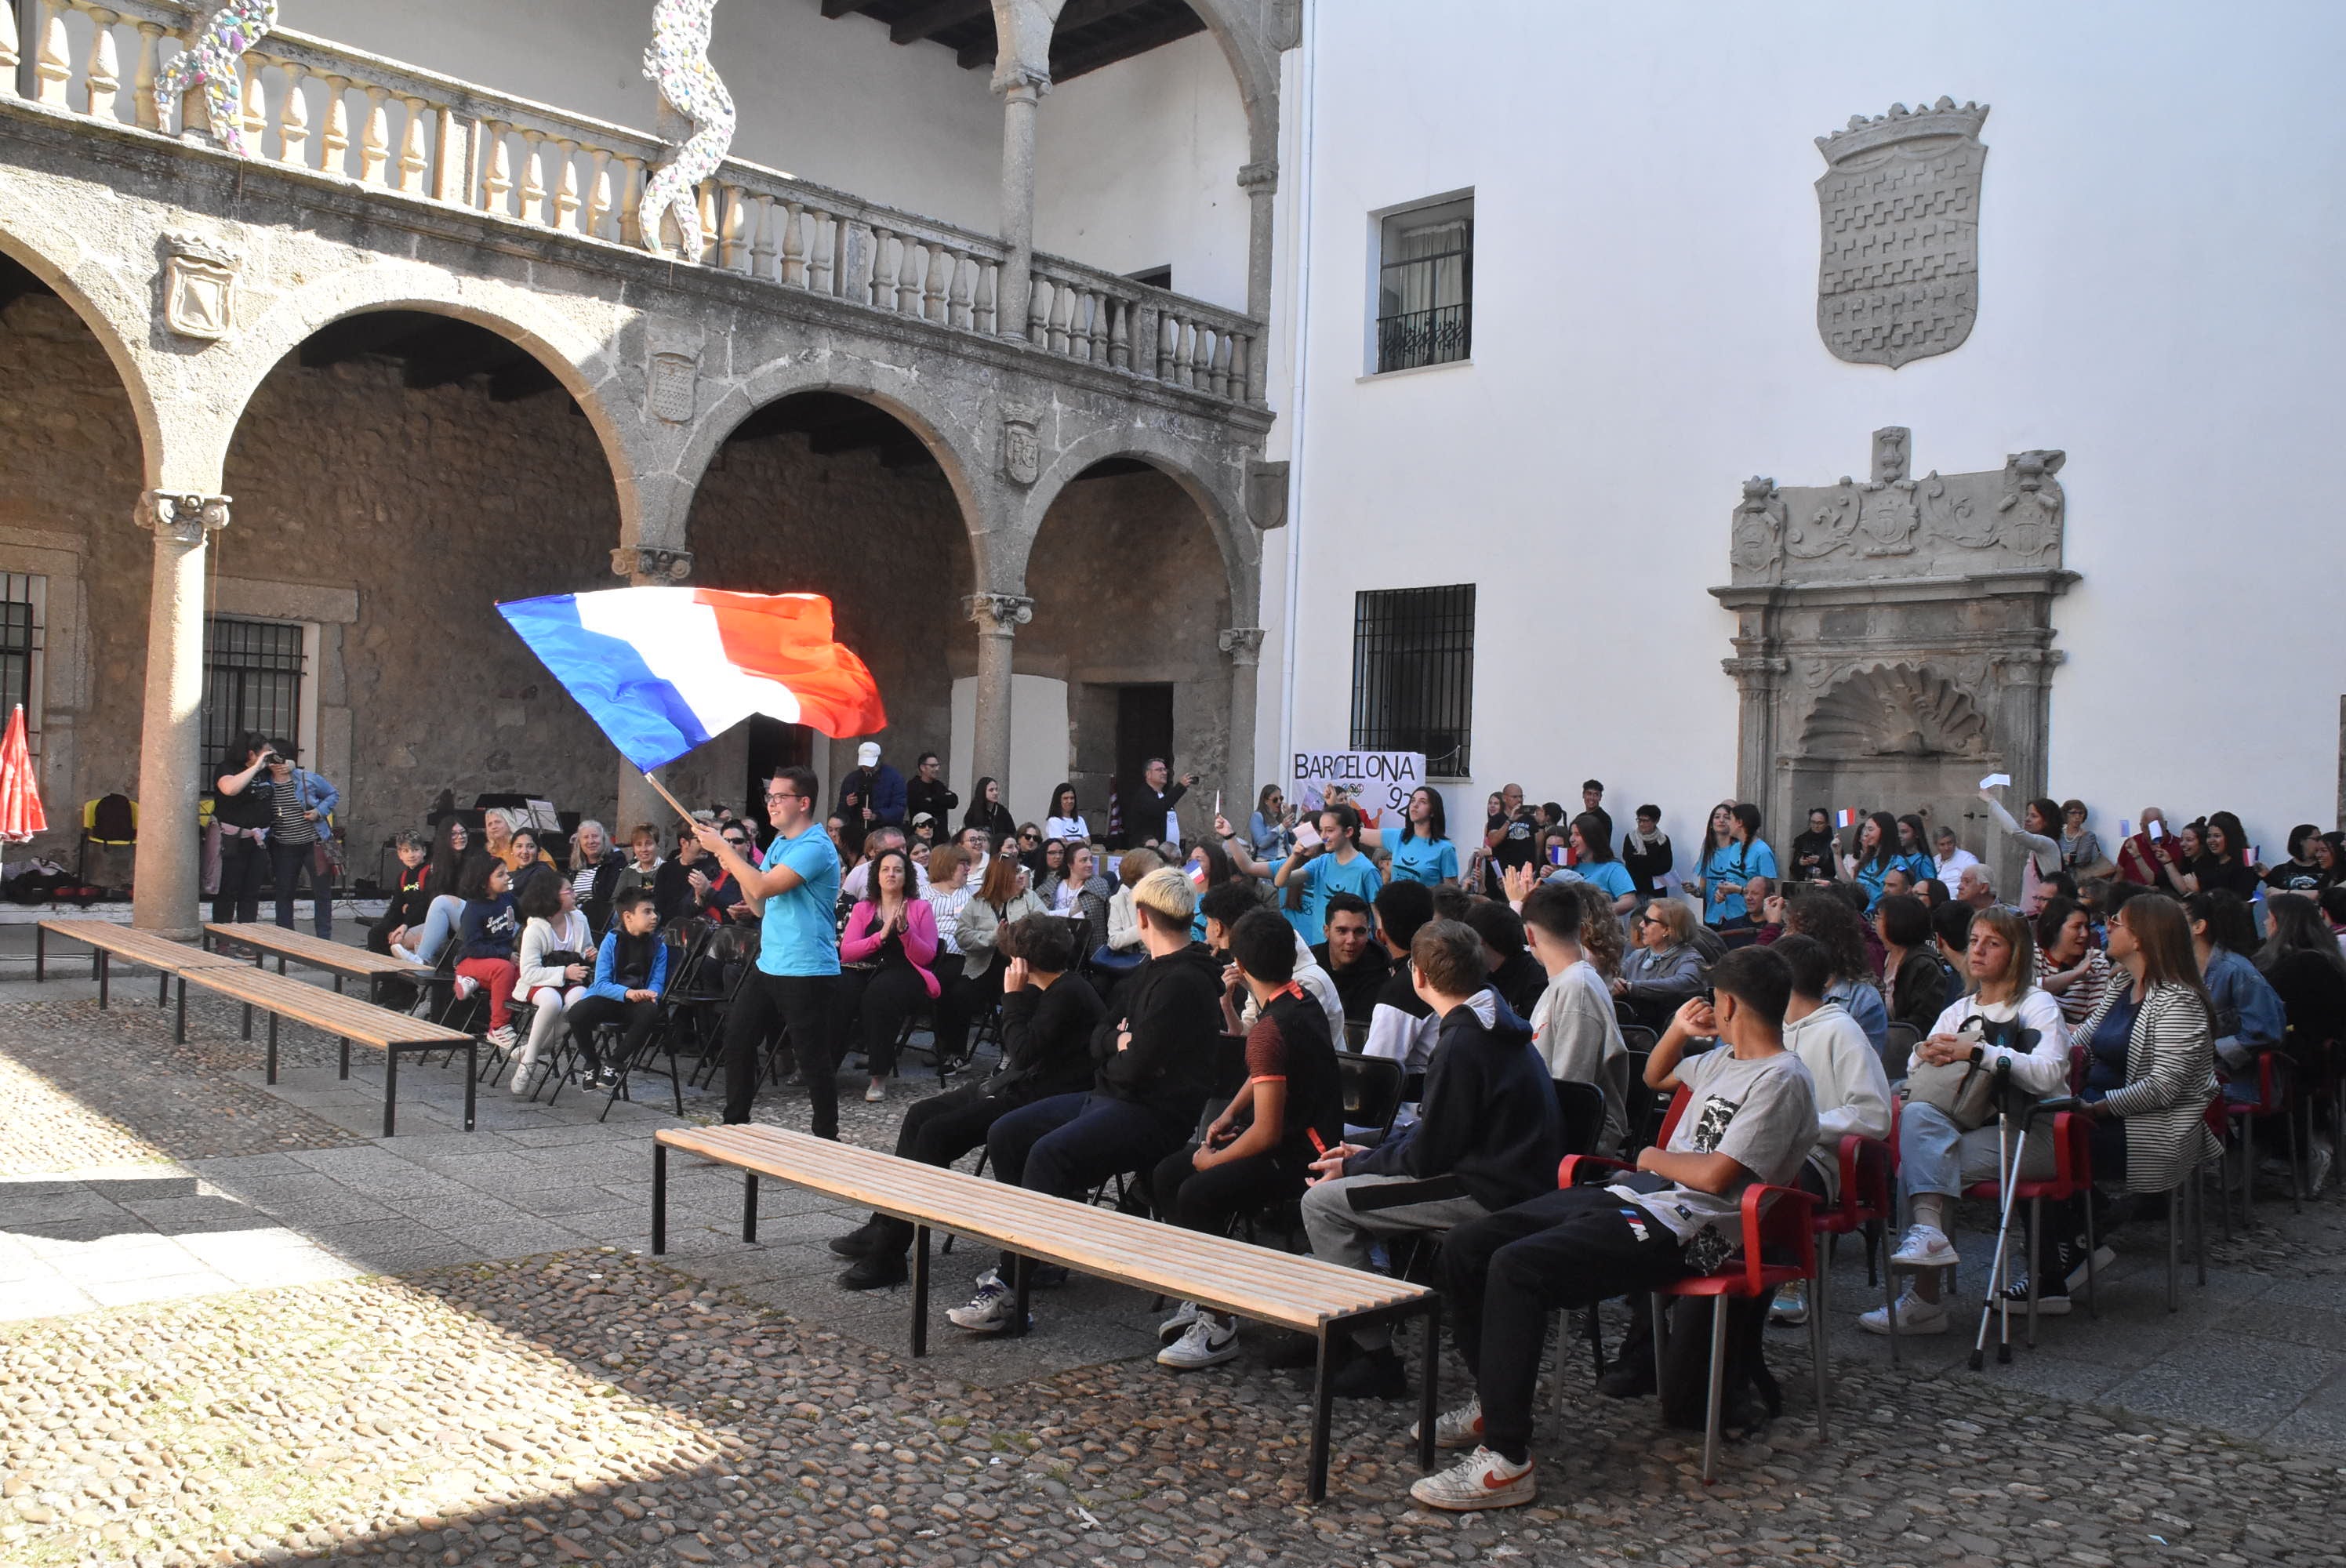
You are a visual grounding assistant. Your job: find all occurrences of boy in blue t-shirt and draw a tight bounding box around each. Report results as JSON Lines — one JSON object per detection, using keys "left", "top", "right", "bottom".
{"left": 1276, "top": 803, "right": 1385, "bottom": 943}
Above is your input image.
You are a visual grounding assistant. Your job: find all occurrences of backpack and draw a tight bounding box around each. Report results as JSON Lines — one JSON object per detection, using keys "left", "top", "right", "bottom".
{"left": 1657, "top": 1291, "right": 1782, "bottom": 1433}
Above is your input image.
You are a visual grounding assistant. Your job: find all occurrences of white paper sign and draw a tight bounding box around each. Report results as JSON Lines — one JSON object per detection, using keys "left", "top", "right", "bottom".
{"left": 1978, "top": 773, "right": 2011, "bottom": 790}
{"left": 1289, "top": 750, "right": 1425, "bottom": 827}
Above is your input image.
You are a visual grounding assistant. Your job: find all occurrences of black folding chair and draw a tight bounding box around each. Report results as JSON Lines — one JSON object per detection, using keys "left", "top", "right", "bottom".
{"left": 1336, "top": 1051, "right": 1406, "bottom": 1146}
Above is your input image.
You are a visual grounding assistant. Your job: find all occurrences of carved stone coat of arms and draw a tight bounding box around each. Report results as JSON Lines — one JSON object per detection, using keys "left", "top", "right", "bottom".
{"left": 1815, "top": 98, "right": 1988, "bottom": 368}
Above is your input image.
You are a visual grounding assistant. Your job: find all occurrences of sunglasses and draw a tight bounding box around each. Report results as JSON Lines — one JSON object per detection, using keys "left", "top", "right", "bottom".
{"left": 1020, "top": 831, "right": 1040, "bottom": 841}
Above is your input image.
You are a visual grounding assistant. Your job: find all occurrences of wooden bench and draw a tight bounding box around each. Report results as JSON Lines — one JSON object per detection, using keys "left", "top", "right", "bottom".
{"left": 176, "top": 963, "right": 478, "bottom": 1137}
{"left": 652, "top": 1124, "right": 1440, "bottom": 1501}
{"left": 202, "top": 922, "right": 434, "bottom": 1008}
{"left": 35, "top": 920, "right": 242, "bottom": 1038}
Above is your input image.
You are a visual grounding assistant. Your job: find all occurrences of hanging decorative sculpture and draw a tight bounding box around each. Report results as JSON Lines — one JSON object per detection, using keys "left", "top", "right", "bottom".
{"left": 640, "top": 0, "right": 736, "bottom": 262}
{"left": 153, "top": 0, "right": 279, "bottom": 158}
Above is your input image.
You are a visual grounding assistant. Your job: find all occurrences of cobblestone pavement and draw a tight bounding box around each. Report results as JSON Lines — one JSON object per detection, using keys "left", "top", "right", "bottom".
{"left": 5, "top": 973, "right": 2346, "bottom": 1566}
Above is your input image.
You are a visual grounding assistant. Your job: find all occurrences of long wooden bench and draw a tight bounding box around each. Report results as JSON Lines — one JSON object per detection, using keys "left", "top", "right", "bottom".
{"left": 202, "top": 922, "right": 434, "bottom": 1008}
{"left": 653, "top": 1124, "right": 1440, "bottom": 1501}
{"left": 35, "top": 920, "right": 242, "bottom": 1036}
{"left": 176, "top": 963, "right": 478, "bottom": 1137}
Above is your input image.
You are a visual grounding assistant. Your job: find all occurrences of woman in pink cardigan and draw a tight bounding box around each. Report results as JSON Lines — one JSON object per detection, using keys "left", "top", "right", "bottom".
{"left": 838, "top": 846, "right": 941, "bottom": 1103}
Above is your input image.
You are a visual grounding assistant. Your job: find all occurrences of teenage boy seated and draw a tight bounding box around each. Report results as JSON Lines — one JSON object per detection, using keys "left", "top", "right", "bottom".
{"left": 948, "top": 868, "right": 1222, "bottom": 1334}
{"left": 563, "top": 888, "right": 668, "bottom": 1090}
{"left": 1152, "top": 908, "right": 1346, "bottom": 1370}
{"left": 1409, "top": 946, "right": 1817, "bottom": 1512}
{"left": 1360, "top": 880, "right": 1440, "bottom": 1074}
{"left": 1313, "top": 893, "right": 1392, "bottom": 1025}
{"left": 1298, "top": 919, "right": 1562, "bottom": 1397}
{"left": 829, "top": 914, "right": 1104, "bottom": 1289}
{"left": 1520, "top": 882, "right": 1630, "bottom": 1152}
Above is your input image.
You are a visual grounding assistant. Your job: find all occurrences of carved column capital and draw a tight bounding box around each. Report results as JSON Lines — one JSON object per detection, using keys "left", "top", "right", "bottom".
{"left": 1218, "top": 627, "right": 1266, "bottom": 666}
{"left": 609, "top": 546, "right": 693, "bottom": 582}
{"left": 964, "top": 593, "right": 1035, "bottom": 635}
{"left": 1237, "top": 158, "right": 1279, "bottom": 194}
{"left": 991, "top": 63, "right": 1051, "bottom": 100}
{"left": 137, "top": 492, "right": 231, "bottom": 545}
{"left": 1720, "top": 655, "right": 1788, "bottom": 691}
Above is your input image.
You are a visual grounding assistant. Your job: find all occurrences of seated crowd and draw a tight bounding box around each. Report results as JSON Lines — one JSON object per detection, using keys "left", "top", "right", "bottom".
{"left": 365, "top": 757, "right": 2346, "bottom": 1514}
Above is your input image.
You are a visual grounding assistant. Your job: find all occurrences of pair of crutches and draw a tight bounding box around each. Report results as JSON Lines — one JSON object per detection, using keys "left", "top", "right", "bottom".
{"left": 1969, "top": 1057, "right": 2080, "bottom": 1370}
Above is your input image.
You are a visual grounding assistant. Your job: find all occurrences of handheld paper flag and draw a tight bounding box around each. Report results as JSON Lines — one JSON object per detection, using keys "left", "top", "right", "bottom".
{"left": 498, "top": 588, "right": 886, "bottom": 771}
{"left": 1833, "top": 808, "right": 1858, "bottom": 829}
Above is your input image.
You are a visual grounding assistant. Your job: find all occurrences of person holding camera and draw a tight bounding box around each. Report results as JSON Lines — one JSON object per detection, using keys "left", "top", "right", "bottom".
{"left": 260, "top": 740, "right": 340, "bottom": 938}
{"left": 211, "top": 731, "right": 278, "bottom": 926}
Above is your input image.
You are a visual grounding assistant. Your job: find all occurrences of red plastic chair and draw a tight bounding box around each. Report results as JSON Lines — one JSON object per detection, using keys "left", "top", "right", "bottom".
{"left": 2224, "top": 1049, "right": 2304, "bottom": 1216}
{"left": 1815, "top": 1118, "right": 1899, "bottom": 1360}
{"left": 1650, "top": 1181, "right": 1825, "bottom": 1483}
{"left": 1961, "top": 1107, "right": 2094, "bottom": 1347}
{"left": 1553, "top": 1088, "right": 1689, "bottom": 1392}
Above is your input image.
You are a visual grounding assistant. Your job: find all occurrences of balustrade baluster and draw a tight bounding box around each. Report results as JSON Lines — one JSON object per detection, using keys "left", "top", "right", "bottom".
{"left": 921, "top": 242, "right": 950, "bottom": 321}
{"left": 717, "top": 183, "right": 746, "bottom": 270}
{"left": 515, "top": 130, "right": 547, "bottom": 222}
{"left": 275, "top": 61, "right": 307, "bottom": 167}
{"left": 1157, "top": 315, "right": 1178, "bottom": 380}
{"left": 686, "top": 183, "right": 711, "bottom": 263}
{"left": 898, "top": 238, "right": 924, "bottom": 318}
{"left": 241, "top": 59, "right": 267, "bottom": 152}
{"left": 584, "top": 149, "right": 612, "bottom": 239}
{"left": 319, "top": 74, "right": 350, "bottom": 175}
{"left": 751, "top": 194, "right": 776, "bottom": 278}
{"left": 0, "top": 3, "right": 18, "bottom": 103}
{"left": 1109, "top": 299, "right": 1129, "bottom": 369}
{"left": 34, "top": 7, "right": 68, "bottom": 107}
{"left": 974, "top": 262, "right": 997, "bottom": 335}
{"left": 481, "top": 123, "right": 512, "bottom": 216}
{"left": 1233, "top": 334, "right": 1253, "bottom": 402}
{"left": 868, "top": 227, "right": 895, "bottom": 309}
{"left": 617, "top": 156, "right": 644, "bottom": 245}
{"left": 356, "top": 85, "right": 389, "bottom": 184}
{"left": 1028, "top": 274, "right": 1050, "bottom": 345}
{"left": 83, "top": 9, "right": 119, "bottom": 121}
{"left": 946, "top": 250, "right": 972, "bottom": 330}
{"left": 1090, "top": 293, "right": 1113, "bottom": 362}
{"left": 129, "top": 21, "right": 162, "bottom": 127}
{"left": 1188, "top": 321, "right": 1209, "bottom": 390}
{"left": 1046, "top": 284, "right": 1073, "bottom": 354}
{"left": 1211, "top": 331, "right": 1232, "bottom": 397}
{"left": 551, "top": 140, "right": 583, "bottom": 229}
{"left": 779, "top": 201, "right": 808, "bottom": 287}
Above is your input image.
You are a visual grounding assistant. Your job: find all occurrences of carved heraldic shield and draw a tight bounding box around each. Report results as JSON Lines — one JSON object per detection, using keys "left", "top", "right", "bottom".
{"left": 1815, "top": 99, "right": 1988, "bottom": 368}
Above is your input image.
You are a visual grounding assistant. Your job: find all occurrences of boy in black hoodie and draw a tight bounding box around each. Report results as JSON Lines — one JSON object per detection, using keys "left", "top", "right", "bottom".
{"left": 949, "top": 868, "right": 1223, "bottom": 1334}
{"left": 1299, "top": 918, "right": 1563, "bottom": 1396}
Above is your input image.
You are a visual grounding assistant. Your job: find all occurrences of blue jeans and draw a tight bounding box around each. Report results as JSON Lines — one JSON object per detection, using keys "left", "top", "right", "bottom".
{"left": 984, "top": 1091, "right": 1193, "bottom": 1276}
{"left": 410, "top": 895, "right": 463, "bottom": 964}
{"left": 271, "top": 839, "right": 332, "bottom": 938}
{"left": 1897, "top": 1099, "right": 2054, "bottom": 1206}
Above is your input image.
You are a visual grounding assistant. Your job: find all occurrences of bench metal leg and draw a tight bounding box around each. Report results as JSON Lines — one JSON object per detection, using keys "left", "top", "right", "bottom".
{"left": 158, "top": 968, "right": 169, "bottom": 1008}
{"left": 743, "top": 1174, "right": 759, "bottom": 1243}
{"left": 911, "top": 1225, "right": 930, "bottom": 1358}
{"left": 1417, "top": 1301, "right": 1440, "bottom": 1477}
{"left": 1309, "top": 1331, "right": 1335, "bottom": 1503}
{"left": 97, "top": 951, "right": 108, "bottom": 1011}
{"left": 383, "top": 1048, "right": 399, "bottom": 1138}
{"left": 340, "top": 1036, "right": 350, "bottom": 1080}
{"left": 174, "top": 978, "right": 187, "bottom": 1044}
{"left": 33, "top": 923, "right": 42, "bottom": 982}
{"left": 1011, "top": 1254, "right": 1033, "bottom": 1338}
{"left": 652, "top": 1142, "right": 668, "bottom": 1255}
{"left": 241, "top": 1001, "right": 253, "bottom": 1041}
{"left": 463, "top": 1038, "right": 476, "bottom": 1131}
{"left": 267, "top": 1012, "right": 280, "bottom": 1085}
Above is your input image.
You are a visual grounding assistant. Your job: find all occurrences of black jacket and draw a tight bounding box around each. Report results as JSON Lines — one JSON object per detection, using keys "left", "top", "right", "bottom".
{"left": 1622, "top": 832, "right": 1674, "bottom": 900}
{"left": 1254, "top": 987, "right": 1346, "bottom": 1165}
{"left": 1091, "top": 941, "right": 1222, "bottom": 1123}
{"left": 965, "top": 800, "right": 1017, "bottom": 844}
{"left": 1789, "top": 829, "right": 1839, "bottom": 886}
{"left": 1117, "top": 778, "right": 1189, "bottom": 848}
{"left": 1889, "top": 948, "right": 1953, "bottom": 1033}
{"left": 988, "top": 977, "right": 1107, "bottom": 1104}
{"left": 1313, "top": 941, "right": 1393, "bottom": 1025}
{"left": 1347, "top": 989, "right": 1562, "bottom": 1213}
{"left": 570, "top": 848, "right": 629, "bottom": 938}
{"left": 906, "top": 776, "right": 959, "bottom": 835}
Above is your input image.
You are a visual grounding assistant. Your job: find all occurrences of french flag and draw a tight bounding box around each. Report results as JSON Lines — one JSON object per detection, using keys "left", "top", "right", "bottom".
{"left": 1834, "top": 808, "right": 1858, "bottom": 829}
{"left": 498, "top": 588, "right": 886, "bottom": 771}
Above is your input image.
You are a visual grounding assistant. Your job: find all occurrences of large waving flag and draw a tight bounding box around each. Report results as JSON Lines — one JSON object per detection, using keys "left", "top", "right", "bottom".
{"left": 498, "top": 588, "right": 885, "bottom": 771}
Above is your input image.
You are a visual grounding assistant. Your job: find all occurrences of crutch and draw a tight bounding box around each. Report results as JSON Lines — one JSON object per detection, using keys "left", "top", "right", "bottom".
{"left": 1970, "top": 1060, "right": 2021, "bottom": 1370}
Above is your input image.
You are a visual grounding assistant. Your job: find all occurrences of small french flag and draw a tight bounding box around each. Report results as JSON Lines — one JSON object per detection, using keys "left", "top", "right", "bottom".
{"left": 1834, "top": 808, "right": 1858, "bottom": 829}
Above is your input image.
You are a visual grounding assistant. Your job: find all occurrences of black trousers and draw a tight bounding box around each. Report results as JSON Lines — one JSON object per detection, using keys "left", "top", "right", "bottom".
{"left": 722, "top": 971, "right": 839, "bottom": 1135}
{"left": 868, "top": 1080, "right": 1023, "bottom": 1256}
{"left": 1441, "top": 1186, "right": 1690, "bottom": 1461}
{"left": 929, "top": 952, "right": 971, "bottom": 1061}
{"left": 566, "top": 995, "right": 658, "bottom": 1069}
{"left": 836, "top": 961, "right": 931, "bottom": 1080}
{"left": 1147, "top": 1145, "right": 1309, "bottom": 1235}
{"left": 214, "top": 833, "right": 267, "bottom": 925}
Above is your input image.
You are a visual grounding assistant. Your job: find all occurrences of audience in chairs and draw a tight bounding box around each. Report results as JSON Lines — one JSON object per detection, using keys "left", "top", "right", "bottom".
{"left": 511, "top": 873, "right": 594, "bottom": 1094}
{"left": 564, "top": 888, "right": 669, "bottom": 1090}
{"left": 1520, "top": 882, "right": 1629, "bottom": 1152}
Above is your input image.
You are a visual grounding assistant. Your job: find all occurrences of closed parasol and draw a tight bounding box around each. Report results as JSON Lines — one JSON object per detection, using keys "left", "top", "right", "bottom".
{"left": 0, "top": 704, "right": 46, "bottom": 843}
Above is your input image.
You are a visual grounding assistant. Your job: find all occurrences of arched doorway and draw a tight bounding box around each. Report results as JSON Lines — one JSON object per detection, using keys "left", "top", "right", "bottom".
{"left": 1019, "top": 457, "right": 1231, "bottom": 844}
{"left": 676, "top": 390, "right": 977, "bottom": 837}
{"left": 216, "top": 309, "right": 627, "bottom": 875}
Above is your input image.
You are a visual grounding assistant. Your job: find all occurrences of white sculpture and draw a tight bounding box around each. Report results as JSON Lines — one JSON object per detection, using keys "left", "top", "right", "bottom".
{"left": 153, "top": 0, "right": 279, "bottom": 158}
{"left": 640, "top": 0, "right": 736, "bottom": 261}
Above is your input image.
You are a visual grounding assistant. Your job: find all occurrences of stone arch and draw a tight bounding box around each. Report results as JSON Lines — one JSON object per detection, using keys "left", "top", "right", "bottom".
{"left": 1175, "top": 0, "right": 1284, "bottom": 165}
{"left": 217, "top": 261, "right": 645, "bottom": 539}
{"left": 0, "top": 224, "right": 170, "bottom": 488}
{"left": 1013, "top": 425, "right": 1256, "bottom": 614}
{"left": 667, "top": 353, "right": 999, "bottom": 579}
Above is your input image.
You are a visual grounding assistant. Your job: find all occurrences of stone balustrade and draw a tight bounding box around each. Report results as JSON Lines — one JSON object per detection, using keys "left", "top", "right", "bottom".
{"left": 5, "top": 0, "right": 1260, "bottom": 405}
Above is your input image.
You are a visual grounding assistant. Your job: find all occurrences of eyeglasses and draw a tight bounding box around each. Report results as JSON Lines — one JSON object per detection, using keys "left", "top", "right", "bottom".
{"left": 764, "top": 791, "right": 803, "bottom": 804}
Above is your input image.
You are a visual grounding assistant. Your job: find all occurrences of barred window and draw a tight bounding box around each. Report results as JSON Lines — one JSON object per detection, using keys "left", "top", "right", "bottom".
{"left": 1375, "top": 194, "right": 1473, "bottom": 374}
{"left": 203, "top": 618, "right": 306, "bottom": 764}
{"left": 0, "top": 573, "right": 43, "bottom": 755}
{"left": 1350, "top": 584, "right": 1475, "bottom": 777}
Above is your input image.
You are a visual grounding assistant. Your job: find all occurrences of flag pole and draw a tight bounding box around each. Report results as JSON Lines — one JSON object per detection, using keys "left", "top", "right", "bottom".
{"left": 640, "top": 770, "right": 697, "bottom": 828}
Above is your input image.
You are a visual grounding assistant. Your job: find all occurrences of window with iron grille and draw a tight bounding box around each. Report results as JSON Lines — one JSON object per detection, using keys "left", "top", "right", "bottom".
{"left": 0, "top": 573, "right": 44, "bottom": 756}
{"left": 1350, "top": 584, "right": 1475, "bottom": 777}
{"left": 1375, "top": 194, "right": 1473, "bottom": 374}
{"left": 202, "top": 618, "right": 306, "bottom": 765}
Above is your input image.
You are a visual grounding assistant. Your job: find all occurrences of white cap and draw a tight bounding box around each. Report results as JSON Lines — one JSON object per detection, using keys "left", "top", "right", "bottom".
{"left": 857, "top": 742, "right": 881, "bottom": 766}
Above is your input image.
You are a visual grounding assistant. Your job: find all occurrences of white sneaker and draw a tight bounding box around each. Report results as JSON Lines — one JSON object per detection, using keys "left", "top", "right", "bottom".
{"left": 507, "top": 1062, "right": 532, "bottom": 1096}
{"left": 390, "top": 944, "right": 419, "bottom": 964}
{"left": 1890, "top": 1223, "right": 1959, "bottom": 1269}
{"left": 946, "top": 1269, "right": 1024, "bottom": 1334}
{"left": 1769, "top": 1280, "right": 1808, "bottom": 1325}
{"left": 485, "top": 1025, "right": 518, "bottom": 1049}
{"left": 1157, "top": 1300, "right": 1205, "bottom": 1344}
{"left": 1408, "top": 1446, "right": 1535, "bottom": 1512}
{"left": 1409, "top": 1399, "right": 1485, "bottom": 1451}
{"left": 2065, "top": 1243, "right": 2115, "bottom": 1292}
{"left": 1858, "top": 1286, "right": 1948, "bottom": 1336}
{"left": 453, "top": 975, "right": 481, "bottom": 1000}
{"left": 864, "top": 1080, "right": 886, "bottom": 1102}
{"left": 1156, "top": 1312, "right": 1240, "bottom": 1369}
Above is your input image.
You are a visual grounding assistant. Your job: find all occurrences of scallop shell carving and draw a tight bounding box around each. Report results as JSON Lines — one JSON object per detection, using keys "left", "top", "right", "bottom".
{"left": 1802, "top": 663, "right": 1990, "bottom": 759}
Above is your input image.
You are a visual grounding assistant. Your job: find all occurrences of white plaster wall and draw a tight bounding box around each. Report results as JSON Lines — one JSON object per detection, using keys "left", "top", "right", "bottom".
{"left": 292, "top": 0, "right": 1004, "bottom": 230}
{"left": 950, "top": 673, "right": 1071, "bottom": 826}
{"left": 1033, "top": 31, "right": 1254, "bottom": 311}
{"left": 1274, "top": 0, "right": 2346, "bottom": 862}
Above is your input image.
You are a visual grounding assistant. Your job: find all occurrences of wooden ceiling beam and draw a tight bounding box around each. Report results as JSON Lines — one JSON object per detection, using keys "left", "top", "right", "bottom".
{"left": 892, "top": 0, "right": 991, "bottom": 45}
{"left": 819, "top": 0, "right": 880, "bottom": 19}
{"left": 1051, "top": 7, "right": 1207, "bottom": 82}
{"left": 961, "top": 0, "right": 1182, "bottom": 71}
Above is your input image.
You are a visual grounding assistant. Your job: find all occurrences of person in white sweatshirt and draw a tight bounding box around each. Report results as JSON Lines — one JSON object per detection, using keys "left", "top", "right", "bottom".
{"left": 1518, "top": 883, "right": 1629, "bottom": 1155}
{"left": 1765, "top": 932, "right": 1896, "bottom": 1325}
{"left": 512, "top": 874, "right": 594, "bottom": 1094}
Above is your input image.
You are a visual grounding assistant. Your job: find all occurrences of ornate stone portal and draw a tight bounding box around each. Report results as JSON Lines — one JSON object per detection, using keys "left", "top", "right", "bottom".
{"left": 1712, "top": 427, "right": 2077, "bottom": 874}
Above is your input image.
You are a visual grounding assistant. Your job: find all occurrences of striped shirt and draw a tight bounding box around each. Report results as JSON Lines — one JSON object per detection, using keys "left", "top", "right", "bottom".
{"left": 270, "top": 777, "right": 317, "bottom": 845}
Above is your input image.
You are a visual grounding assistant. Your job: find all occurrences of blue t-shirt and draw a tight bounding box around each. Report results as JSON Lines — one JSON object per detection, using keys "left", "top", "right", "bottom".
{"left": 1389, "top": 833, "right": 1458, "bottom": 887}
{"left": 1701, "top": 839, "right": 1777, "bottom": 926}
{"left": 1574, "top": 858, "right": 1636, "bottom": 904}
{"left": 755, "top": 823, "right": 842, "bottom": 977}
{"left": 1302, "top": 850, "right": 1384, "bottom": 942}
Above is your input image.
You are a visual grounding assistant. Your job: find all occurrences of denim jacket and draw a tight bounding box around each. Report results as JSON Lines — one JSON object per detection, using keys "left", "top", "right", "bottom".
{"left": 278, "top": 768, "right": 341, "bottom": 832}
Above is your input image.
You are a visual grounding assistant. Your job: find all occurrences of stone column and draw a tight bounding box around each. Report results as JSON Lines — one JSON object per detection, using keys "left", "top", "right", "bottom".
{"left": 1237, "top": 159, "right": 1277, "bottom": 399}
{"left": 1720, "top": 648, "right": 1785, "bottom": 825}
{"left": 1220, "top": 627, "right": 1266, "bottom": 823}
{"left": 993, "top": 64, "right": 1049, "bottom": 342}
{"left": 132, "top": 492, "right": 230, "bottom": 938}
{"left": 965, "top": 593, "right": 1033, "bottom": 803}
{"left": 610, "top": 544, "right": 695, "bottom": 836}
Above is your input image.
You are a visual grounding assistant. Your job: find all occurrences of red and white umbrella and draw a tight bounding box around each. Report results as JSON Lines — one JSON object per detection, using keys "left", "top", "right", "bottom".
{"left": 0, "top": 704, "right": 47, "bottom": 844}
